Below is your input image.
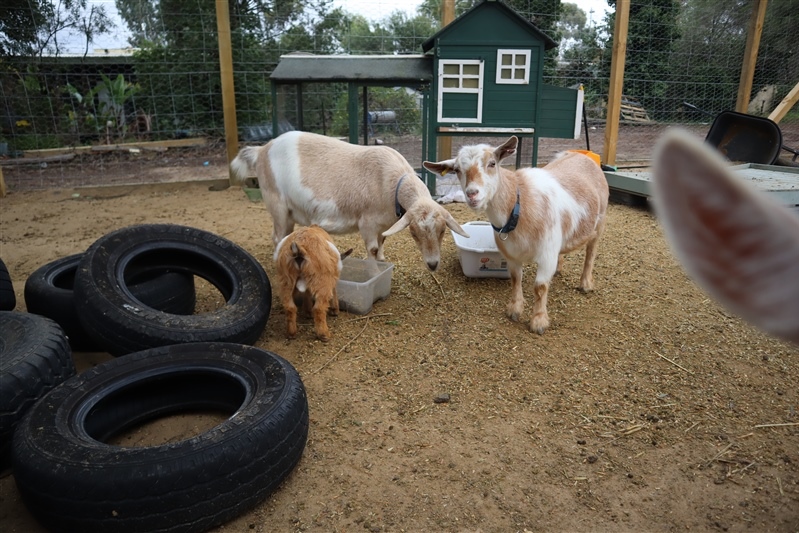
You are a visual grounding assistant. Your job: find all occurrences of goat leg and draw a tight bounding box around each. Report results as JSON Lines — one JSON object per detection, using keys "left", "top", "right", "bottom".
{"left": 529, "top": 282, "right": 550, "bottom": 334}
{"left": 505, "top": 265, "right": 525, "bottom": 322}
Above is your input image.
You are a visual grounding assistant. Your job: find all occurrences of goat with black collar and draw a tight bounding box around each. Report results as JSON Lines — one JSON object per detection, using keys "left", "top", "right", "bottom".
{"left": 424, "top": 137, "right": 609, "bottom": 334}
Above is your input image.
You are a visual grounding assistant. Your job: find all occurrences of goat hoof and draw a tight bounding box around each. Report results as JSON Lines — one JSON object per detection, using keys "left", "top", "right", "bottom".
{"left": 506, "top": 305, "right": 523, "bottom": 322}
{"left": 316, "top": 334, "right": 331, "bottom": 343}
{"left": 529, "top": 315, "right": 549, "bottom": 334}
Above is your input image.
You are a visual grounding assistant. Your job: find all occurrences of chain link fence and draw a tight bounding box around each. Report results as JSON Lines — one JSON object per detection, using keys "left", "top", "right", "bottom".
{"left": 1, "top": 0, "right": 797, "bottom": 191}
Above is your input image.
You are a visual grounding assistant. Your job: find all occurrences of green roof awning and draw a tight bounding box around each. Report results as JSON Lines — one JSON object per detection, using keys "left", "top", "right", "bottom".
{"left": 270, "top": 53, "right": 433, "bottom": 85}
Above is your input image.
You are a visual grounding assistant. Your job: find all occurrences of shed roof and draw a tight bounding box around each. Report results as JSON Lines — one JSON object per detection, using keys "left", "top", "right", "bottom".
{"left": 421, "top": 0, "right": 558, "bottom": 52}
{"left": 270, "top": 53, "right": 433, "bottom": 84}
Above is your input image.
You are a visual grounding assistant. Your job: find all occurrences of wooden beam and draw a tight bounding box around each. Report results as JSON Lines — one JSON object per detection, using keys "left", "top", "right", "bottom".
{"left": 216, "top": 0, "right": 238, "bottom": 186}
{"left": 735, "top": 0, "right": 768, "bottom": 113}
{"left": 768, "top": 81, "right": 799, "bottom": 124}
{"left": 437, "top": 0, "right": 456, "bottom": 161}
{"left": 602, "top": 0, "right": 630, "bottom": 167}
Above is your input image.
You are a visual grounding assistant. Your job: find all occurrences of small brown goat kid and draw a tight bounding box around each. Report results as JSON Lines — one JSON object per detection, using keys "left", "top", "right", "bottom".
{"left": 274, "top": 225, "right": 352, "bottom": 342}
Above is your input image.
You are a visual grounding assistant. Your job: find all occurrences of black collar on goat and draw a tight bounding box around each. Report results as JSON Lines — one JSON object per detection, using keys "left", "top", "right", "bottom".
{"left": 492, "top": 188, "right": 521, "bottom": 238}
{"left": 395, "top": 174, "right": 408, "bottom": 218}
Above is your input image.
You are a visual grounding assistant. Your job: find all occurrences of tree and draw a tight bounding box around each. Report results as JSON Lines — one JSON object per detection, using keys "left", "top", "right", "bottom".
{"left": 755, "top": 0, "right": 799, "bottom": 99}
{"left": 601, "top": 0, "right": 680, "bottom": 120}
{"left": 0, "top": 0, "right": 50, "bottom": 56}
{"left": 0, "top": 0, "right": 112, "bottom": 57}
{"left": 417, "top": 0, "right": 479, "bottom": 21}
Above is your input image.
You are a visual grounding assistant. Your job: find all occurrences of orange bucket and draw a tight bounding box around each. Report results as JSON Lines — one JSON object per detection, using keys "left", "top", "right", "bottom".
{"left": 567, "top": 149, "right": 601, "bottom": 167}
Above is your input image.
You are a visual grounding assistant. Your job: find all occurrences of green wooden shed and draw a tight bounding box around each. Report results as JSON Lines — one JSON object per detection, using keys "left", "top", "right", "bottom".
{"left": 420, "top": 0, "right": 583, "bottom": 182}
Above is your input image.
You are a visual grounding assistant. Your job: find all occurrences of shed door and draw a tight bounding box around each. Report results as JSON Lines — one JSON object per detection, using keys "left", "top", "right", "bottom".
{"left": 437, "top": 59, "right": 484, "bottom": 123}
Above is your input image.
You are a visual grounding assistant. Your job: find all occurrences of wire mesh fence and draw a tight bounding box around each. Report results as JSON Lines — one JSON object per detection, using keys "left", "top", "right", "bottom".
{"left": 1, "top": 0, "right": 797, "bottom": 191}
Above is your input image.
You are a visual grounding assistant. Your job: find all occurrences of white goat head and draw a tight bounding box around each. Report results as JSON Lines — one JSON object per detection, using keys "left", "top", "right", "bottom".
{"left": 382, "top": 197, "right": 468, "bottom": 272}
{"left": 425, "top": 137, "right": 518, "bottom": 210}
{"left": 653, "top": 129, "right": 799, "bottom": 345}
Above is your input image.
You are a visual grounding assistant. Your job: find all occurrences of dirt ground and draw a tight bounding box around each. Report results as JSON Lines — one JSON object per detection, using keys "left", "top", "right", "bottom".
{"left": 1, "top": 157, "right": 799, "bottom": 532}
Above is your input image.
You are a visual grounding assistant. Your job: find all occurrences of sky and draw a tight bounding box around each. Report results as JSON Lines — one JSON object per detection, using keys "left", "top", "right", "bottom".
{"left": 333, "top": 0, "right": 611, "bottom": 23}
{"left": 81, "top": 0, "right": 613, "bottom": 52}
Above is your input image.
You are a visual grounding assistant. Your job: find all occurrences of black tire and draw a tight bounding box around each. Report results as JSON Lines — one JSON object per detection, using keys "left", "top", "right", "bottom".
{"left": 0, "top": 258, "right": 16, "bottom": 311}
{"left": 24, "top": 253, "right": 197, "bottom": 352}
{"left": 12, "top": 342, "right": 308, "bottom": 533}
{"left": 0, "top": 311, "right": 74, "bottom": 473}
{"left": 74, "top": 224, "right": 271, "bottom": 356}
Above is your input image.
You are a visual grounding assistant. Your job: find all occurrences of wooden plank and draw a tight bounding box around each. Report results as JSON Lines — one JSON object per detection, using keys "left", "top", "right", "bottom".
{"left": 768, "top": 81, "right": 799, "bottom": 124}
{"left": 216, "top": 0, "right": 238, "bottom": 187}
{"left": 603, "top": 0, "right": 630, "bottom": 166}
{"left": 437, "top": 0, "right": 456, "bottom": 161}
{"left": 22, "top": 138, "right": 208, "bottom": 158}
{"left": 1, "top": 154, "right": 76, "bottom": 166}
{"left": 437, "top": 127, "right": 535, "bottom": 134}
{"left": 91, "top": 145, "right": 167, "bottom": 153}
{"left": 0, "top": 166, "right": 5, "bottom": 197}
{"left": 735, "top": 0, "right": 768, "bottom": 113}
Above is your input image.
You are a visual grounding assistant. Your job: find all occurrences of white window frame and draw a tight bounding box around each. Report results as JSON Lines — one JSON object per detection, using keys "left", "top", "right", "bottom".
{"left": 495, "top": 49, "right": 531, "bottom": 85}
{"left": 437, "top": 59, "right": 484, "bottom": 123}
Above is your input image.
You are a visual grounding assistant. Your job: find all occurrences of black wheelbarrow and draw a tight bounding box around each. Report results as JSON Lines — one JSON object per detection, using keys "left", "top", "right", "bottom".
{"left": 683, "top": 102, "right": 799, "bottom": 166}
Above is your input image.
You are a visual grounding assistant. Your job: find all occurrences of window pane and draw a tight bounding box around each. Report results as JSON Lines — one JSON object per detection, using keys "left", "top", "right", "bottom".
{"left": 514, "top": 69, "right": 525, "bottom": 80}
{"left": 500, "top": 69, "right": 512, "bottom": 80}
{"left": 463, "top": 78, "right": 479, "bottom": 89}
{"left": 463, "top": 64, "right": 480, "bottom": 76}
{"left": 443, "top": 64, "right": 460, "bottom": 75}
{"left": 515, "top": 55, "right": 527, "bottom": 66}
{"left": 501, "top": 55, "right": 512, "bottom": 66}
{"left": 443, "top": 78, "right": 460, "bottom": 88}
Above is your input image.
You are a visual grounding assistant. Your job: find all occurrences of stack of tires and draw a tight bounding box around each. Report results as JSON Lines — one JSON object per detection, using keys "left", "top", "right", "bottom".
{"left": 1, "top": 224, "right": 310, "bottom": 533}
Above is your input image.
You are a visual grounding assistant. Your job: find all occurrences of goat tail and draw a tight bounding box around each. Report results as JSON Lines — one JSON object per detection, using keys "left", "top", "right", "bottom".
{"left": 229, "top": 145, "right": 262, "bottom": 184}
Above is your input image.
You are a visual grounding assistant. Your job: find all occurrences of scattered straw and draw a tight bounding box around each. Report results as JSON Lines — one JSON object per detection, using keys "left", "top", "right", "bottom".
{"left": 310, "top": 318, "right": 370, "bottom": 374}
{"left": 655, "top": 351, "right": 694, "bottom": 374}
{"left": 704, "top": 443, "right": 733, "bottom": 467}
{"left": 430, "top": 271, "right": 445, "bottom": 296}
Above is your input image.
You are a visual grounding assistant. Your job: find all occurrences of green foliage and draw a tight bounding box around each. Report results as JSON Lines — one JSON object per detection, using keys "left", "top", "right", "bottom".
{"left": 1, "top": 0, "right": 112, "bottom": 57}
{"left": 64, "top": 73, "right": 140, "bottom": 140}
{"left": 1, "top": 65, "right": 68, "bottom": 147}
{"left": 600, "top": 0, "right": 680, "bottom": 120}
{"left": 0, "top": 0, "right": 50, "bottom": 56}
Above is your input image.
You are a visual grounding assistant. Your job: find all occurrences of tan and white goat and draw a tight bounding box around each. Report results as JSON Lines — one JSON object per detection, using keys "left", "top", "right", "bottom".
{"left": 231, "top": 131, "right": 468, "bottom": 271}
{"left": 274, "top": 225, "right": 353, "bottom": 342}
{"left": 653, "top": 129, "right": 799, "bottom": 345}
{"left": 424, "top": 136, "right": 609, "bottom": 334}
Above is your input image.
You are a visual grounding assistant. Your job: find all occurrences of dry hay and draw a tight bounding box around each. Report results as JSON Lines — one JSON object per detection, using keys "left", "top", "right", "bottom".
{"left": 0, "top": 182, "right": 797, "bottom": 532}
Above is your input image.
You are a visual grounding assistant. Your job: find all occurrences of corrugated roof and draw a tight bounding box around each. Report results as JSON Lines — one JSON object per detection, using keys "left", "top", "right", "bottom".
{"left": 270, "top": 53, "right": 433, "bottom": 84}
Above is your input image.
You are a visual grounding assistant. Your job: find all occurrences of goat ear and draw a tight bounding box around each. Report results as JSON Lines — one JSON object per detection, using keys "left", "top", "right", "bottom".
{"left": 423, "top": 159, "right": 456, "bottom": 176}
{"left": 445, "top": 212, "right": 470, "bottom": 238}
{"left": 495, "top": 136, "right": 518, "bottom": 162}
{"left": 382, "top": 213, "right": 411, "bottom": 237}
{"left": 653, "top": 129, "right": 799, "bottom": 345}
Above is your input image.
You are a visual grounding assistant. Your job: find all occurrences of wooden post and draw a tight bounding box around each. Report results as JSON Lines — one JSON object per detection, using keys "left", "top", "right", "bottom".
{"left": 437, "top": 0, "right": 456, "bottom": 161}
{"left": 602, "top": 0, "right": 630, "bottom": 167}
{"left": 736, "top": 0, "right": 768, "bottom": 113}
{"left": 216, "top": 0, "right": 238, "bottom": 185}
{"left": 768, "top": 81, "right": 799, "bottom": 124}
{"left": 0, "top": 166, "right": 6, "bottom": 198}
